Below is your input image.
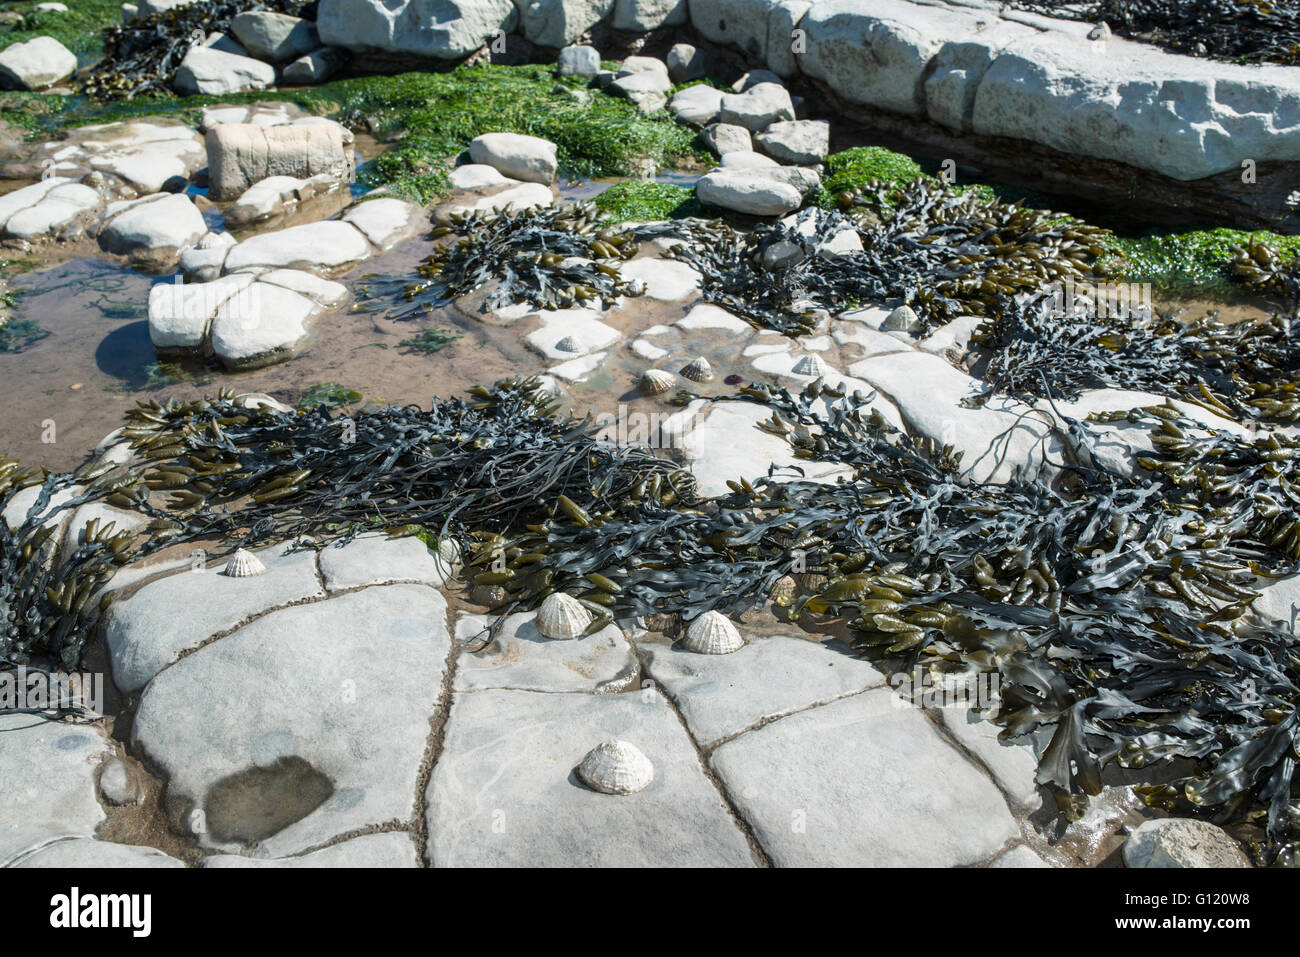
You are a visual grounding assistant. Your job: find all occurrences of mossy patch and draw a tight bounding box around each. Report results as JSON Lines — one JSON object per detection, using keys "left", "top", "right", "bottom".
{"left": 815, "top": 146, "right": 923, "bottom": 208}
{"left": 594, "top": 180, "right": 700, "bottom": 223}
{"left": 0, "top": 0, "right": 123, "bottom": 57}
{"left": 1105, "top": 228, "right": 1300, "bottom": 296}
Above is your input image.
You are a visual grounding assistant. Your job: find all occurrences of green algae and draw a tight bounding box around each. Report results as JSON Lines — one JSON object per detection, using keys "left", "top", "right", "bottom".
{"left": 593, "top": 180, "right": 700, "bottom": 223}
{"left": 0, "top": 0, "right": 122, "bottom": 57}
{"left": 1106, "top": 228, "right": 1300, "bottom": 297}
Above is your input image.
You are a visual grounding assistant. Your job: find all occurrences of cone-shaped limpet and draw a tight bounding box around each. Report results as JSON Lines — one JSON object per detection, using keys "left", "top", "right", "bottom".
{"left": 535, "top": 591, "right": 593, "bottom": 639}
{"left": 769, "top": 575, "right": 797, "bottom": 607}
{"left": 578, "top": 740, "right": 654, "bottom": 795}
{"left": 555, "top": 335, "right": 582, "bottom": 353}
{"left": 682, "top": 610, "right": 744, "bottom": 654}
{"left": 638, "top": 369, "right": 676, "bottom": 396}
{"left": 791, "top": 354, "right": 828, "bottom": 377}
{"left": 679, "top": 356, "right": 713, "bottom": 382}
{"left": 224, "top": 548, "right": 266, "bottom": 577}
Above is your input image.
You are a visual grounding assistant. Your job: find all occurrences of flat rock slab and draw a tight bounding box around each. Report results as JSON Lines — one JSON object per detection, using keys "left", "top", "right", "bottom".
{"left": 105, "top": 541, "right": 323, "bottom": 693}
{"left": 201, "top": 832, "right": 418, "bottom": 867}
{"left": 454, "top": 612, "right": 637, "bottom": 693}
{"left": 0, "top": 715, "right": 108, "bottom": 866}
{"left": 341, "top": 197, "right": 425, "bottom": 250}
{"left": 10, "top": 838, "right": 184, "bottom": 868}
{"left": 223, "top": 220, "right": 372, "bottom": 274}
{"left": 939, "top": 706, "right": 1042, "bottom": 811}
{"left": 132, "top": 584, "right": 450, "bottom": 858}
{"left": 620, "top": 257, "right": 702, "bottom": 301}
{"left": 710, "top": 687, "right": 1019, "bottom": 866}
{"left": 425, "top": 688, "right": 756, "bottom": 866}
{"left": 638, "top": 634, "right": 885, "bottom": 748}
{"left": 318, "top": 532, "right": 454, "bottom": 591}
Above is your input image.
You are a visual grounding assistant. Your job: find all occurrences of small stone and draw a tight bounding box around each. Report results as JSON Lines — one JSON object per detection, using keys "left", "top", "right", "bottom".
{"left": 1122, "top": 819, "right": 1249, "bottom": 868}
{"left": 557, "top": 44, "right": 599, "bottom": 78}
{"left": 666, "top": 43, "right": 706, "bottom": 83}
{"left": 667, "top": 84, "right": 724, "bottom": 126}
{"left": 468, "top": 132, "right": 558, "bottom": 185}
{"left": 99, "top": 759, "right": 141, "bottom": 806}
{"left": 718, "top": 83, "right": 796, "bottom": 132}
{"left": 701, "top": 123, "right": 752, "bottom": 157}
{"left": 755, "top": 119, "right": 830, "bottom": 165}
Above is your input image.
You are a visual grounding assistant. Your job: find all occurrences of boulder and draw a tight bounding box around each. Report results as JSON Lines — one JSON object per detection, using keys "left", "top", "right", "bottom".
{"left": 97, "top": 194, "right": 207, "bottom": 266}
{"left": 513, "top": 0, "right": 616, "bottom": 49}
{"left": 230, "top": 12, "right": 320, "bottom": 63}
{"left": 205, "top": 121, "right": 354, "bottom": 201}
{"left": 971, "top": 31, "right": 1300, "bottom": 180}
{"left": 612, "top": 0, "right": 687, "bottom": 31}
{"left": 718, "top": 82, "right": 795, "bottom": 132}
{"left": 617, "top": 55, "right": 670, "bottom": 83}
{"left": 468, "top": 132, "right": 558, "bottom": 184}
{"left": 610, "top": 71, "right": 670, "bottom": 113}
{"left": 282, "top": 47, "right": 345, "bottom": 85}
{"left": 731, "top": 68, "right": 781, "bottom": 92}
{"left": 665, "top": 42, "right": 706, "bottom": 83}
{"left": 173, "top": 47, "right": 276, "bottom": 96}
{"left": 210, "top": 281, "right": 325, "bottom": 369}
{"left": 148, "top": 274, "right": 258, "bottom": 353}
{"left": 701, "top": 122, "right": 752, "bottom": 157}
{"left": 315, "top": 0, "right": 518, "bottom": 61}
{"left": 688, "top": 0, "right": 775, "bottom": 62}
{"left": 765, "top": 0, "right": 812, "bottom": 78}
{"left": 222, "top": 220, "right": 373, "bottom": 274}
{"left": 755, "top": 119, "right": 829, "bottom": 164}
{"left": 556, "top": 44, "right": 600, "bottom": 77}
{"left": 224, "top": 173, "right": 340, "bottom": 227}
{"left": 0, "top": 36, "right": 77, "bottom": 91}
{"left": 696, "top": 169, "right": 802, "bottom": 216}
{"left": 1, "top": 183, "right": 100, "bottom": 241}
{"left": 668, "top": 84, "right": 724, "bottom": 126}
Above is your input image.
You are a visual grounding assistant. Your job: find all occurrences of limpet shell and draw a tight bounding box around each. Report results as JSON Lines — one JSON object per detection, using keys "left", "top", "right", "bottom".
{"left": 223, "top": 548, "right": 266, "bottom": 577}
{"left": 535, "top": 591, "right": 593, "bottom": 639}
{"left": 637, "top": 369, "right": 676, "bottom": 396}
{"left": 791, "top": 354, "right": 828, "bottom": 377}
{"left": 681, "top": 610, "right": 744, "bottom": 654}
{"left": 554, "top": 335, "right": 582, "bottom": 353}
{"left": 577, "top": 740, "right": 654, "bottom": 795}
{"left": 769, "top": 575, "right": 797, "bottom": 607}
{"left": 679, "top": 356, "right": 713, "bottom": 382}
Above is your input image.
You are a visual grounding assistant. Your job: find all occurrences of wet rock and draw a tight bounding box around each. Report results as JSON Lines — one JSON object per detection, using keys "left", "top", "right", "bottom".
{"left": 282, "top": 47, "right": 345, "bottom": 85}
{"left": 206, "top": 121, "right": 354, "bottom": 201}
{"left": 668, "top": 84, "right": 724, "bottom": 126}
{"left": 211, "top": 281, "right": 329, "bottom": 369}
{"left": 613, "top": 0, "right": 687, "bottom": 31}
{"left": 342, "top": 196, "right": 425, "bottom": 249}
{"left": 0, "top": 714, "right": 108, "bottom": 866}
{"left": 0, "top": 36, "right": 77, "bottom": 91}
{"left": 638, "top": 634, "right": 885, "bottom": 748}
{"left": 223, "top": 219, "right": 372, "bottom": 274}
{"left": 448, "top": 163, "right": 513, "bottom": 189}
{"left": 718, "top": 82, "right": 796, "bottom": 132}
{"left": 179, "top": 230, "right": 236, "bottom": 281}
{"left": 316, "top": 0, "right": 519, "bottom": 61}
{"left": 224, "top": 173, "right": 341, "bottom": 227}
{"left": 105, "top": 542, "right": 324, "bottom": 693}
{"left": 425, "top": 688, "right": 755, "bottom": 866}
{"left": 523, "top": 307, "right": 620, "bottom": 359}
{"left": 70, "top": 121, "right": 206, "bottom": 195}
{"left": 467, "top": 132, "right": 557, "bottom": 185}
{"left": 0, "top": 182, "right": 100, "bottom": 241}
{"left": 201, "top": 832, "right": 417, "bottom": 867}
{"left": 755, "top": 119, "right": 830, "bottom": 165}
{"left": 97, "top": 193, "right": 207, "bottom": 267}
{"left": 701, "top": 122, "right": 752, "bottom": 157}
{"left": 442, "top": 181, "right": 554, "bottom": 217}
{"left": 132, "top": 584, "right": 451, "bottom": 856}
{"left": 173, "top": 47, "right": 277, "bottom": 97}
{"left": 230, "top": 11, "right": 320, "bottom": 63}
{"left": 666, "top": 43, "right": 706, "bottom": 83}
{"left": 12, "top": 840, "right": 184, "bottom": 868}
{"left": 514, "top": 0, "right": 614, "bottom": 48}
{"left": 696, "top": 168, "right": 802, "bottom": 216}
{"left": 454, "top": 612, "right": 637, "bottom": 693}
{"left": 556, "top": 44, "right": 599, "bottom": 77}
{"left": 618, "top": 257, "right": 702, "bottom": 300}
{"left": 711, "top": 688, "right": 1019, "bottom": 866}
{"left": 148, "top": 273, "right": 257, "bottom": 353}
{"left": 1123, "top": 819, "right": 1249, "bottom": 868}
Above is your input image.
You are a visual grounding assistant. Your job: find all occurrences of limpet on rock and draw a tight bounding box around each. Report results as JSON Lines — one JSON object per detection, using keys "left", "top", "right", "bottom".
{"left": 679, "top": 356, "right": 713, "bottom": 382}
{"left": 535, "top": 591, "right": 593, "bottom": 639}
{"left": 223, "top": 548, "right": 266, "bottom": 577}
{"left": 577, "top": 740, "right": 654, "bottom": 795}
{"left": 681, "top": 610, "right": 744, "bottom": 654}
{"left": 769, "top": 575, "right": 797, "bottom": 607}
{"left": 791, "top": 354, "right": 828, "bottom": 377}
{"left": 638, "top": 369, "right": 676, "bottom": 396}
{"left": 555, "top": 335, "right": 582, "bottom": 352}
